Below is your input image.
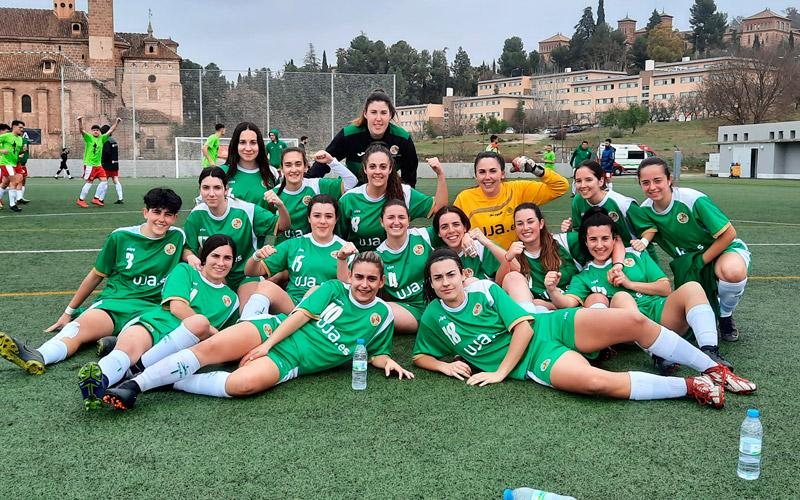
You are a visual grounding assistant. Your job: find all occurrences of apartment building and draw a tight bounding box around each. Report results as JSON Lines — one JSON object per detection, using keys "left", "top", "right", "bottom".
{"left": 476, "top": 76, "right": 533, "bottom": 97}
{"left": 395, "top": 103, "right": 444, "bottom": 135}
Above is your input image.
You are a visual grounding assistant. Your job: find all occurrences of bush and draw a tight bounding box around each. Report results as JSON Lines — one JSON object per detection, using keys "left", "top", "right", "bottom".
{"left": 609, "top": 127, "right": 623, "bottom": 138}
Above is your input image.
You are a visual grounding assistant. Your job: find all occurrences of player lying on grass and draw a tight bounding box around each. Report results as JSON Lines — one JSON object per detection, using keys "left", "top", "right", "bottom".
{"left": 0, "top": 188, "right": 195, "bottom": 375}
{"left": 240, "top": 194, "right": 346, "bottom": 318}
{"left": 78, "top": 234, "right": 240, "bottom": 410}
{"left": 547, "top": 207, "right": 732, "bottom": 371}
{"left": 412, "top": 249, "right": 755, "bottom": 409}
{"left": 102, "top": 252, "right": 413, "bottom": 410}
{"left": 183, "top": 167, "right": 290, "bottom": 311}
{"left": 431, "top": 205, "right": 505, "bottom": 281}
{"left": 630, "top": 157, "right": 751, "bottom": 342}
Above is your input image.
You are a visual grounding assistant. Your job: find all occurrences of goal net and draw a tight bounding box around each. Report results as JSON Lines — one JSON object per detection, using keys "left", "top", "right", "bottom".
{"left": 174, "top": 137, "right": 299, "bottom": 178}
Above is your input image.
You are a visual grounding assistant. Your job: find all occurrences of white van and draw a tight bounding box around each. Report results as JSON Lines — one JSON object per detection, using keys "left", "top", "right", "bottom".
{"left": 597, "top": 143, "right": 656, "bottom": 175}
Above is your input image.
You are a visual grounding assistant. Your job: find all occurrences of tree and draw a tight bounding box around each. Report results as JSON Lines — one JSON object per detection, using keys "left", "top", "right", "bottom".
{"left": 451, "top": 47, "right": 474, "bottom": 96}
{"left": 427, "top": 49, "right": 449, "bottom": 104}
{"left": 785, "top": 7, "right": 800, "bottom": 29}
{"left": 647, "top": 25, "right": 685, "bottom": 62}
{"left": 588, "top": 24, "right": 626, "bottom": 70}
{"left": 302, "top": 43, "right": 320, "bottom": 71}
{"left": 527, "top": 50, "right": 540, "bottom": 75}
{"left": 336, "top": 34, "right": 387, "bottom": 74}
{"left": 689, "top": 0, "right": 727, "bottom": 56}
{"left": 628, "top": 36, "right": 650, "bottom": 72}
{"left": 790, "top": 31, "right": 795, "bottom": 50}
{"left": 646, "top": 9, "right": 662, "bottom": 31}
{"left": 284, "top": 59, "right": 299, "bottom": 72}
{"left": 596, "top": 0, "right": 606, "bottom": 26}
{"left": 321, "top": 50, "right": 329, "bottom": 72}
{"left": 549, "top": 45, "right": 573, "bottom": 70}
{"left": 617, "top": 104, "right": 650, "bottom": 133}
{"left": 511, "top": 100, "right": 526, "bottom": 131}
{"left": 387, "top": 40, "right": 420, "bottom": 105}
{"left": 568, "top": 7, "right": 596, "bottom": 69}
{"left": 753, "top": 35, "right": 761, "bottom": 50}
{"left": 499, "top": 37, "right": 527, "bottom": 76}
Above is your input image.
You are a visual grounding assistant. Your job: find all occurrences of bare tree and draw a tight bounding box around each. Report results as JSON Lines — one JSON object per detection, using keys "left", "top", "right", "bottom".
{"left": 676, "top": 93, "right": 705, "bottom": 120}
{"left": 443, "top": 101, "right": 474, "bottom": 137}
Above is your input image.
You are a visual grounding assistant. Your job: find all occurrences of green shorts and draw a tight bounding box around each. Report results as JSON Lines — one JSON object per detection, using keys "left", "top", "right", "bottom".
{"left": 227, "top": 273, "right": 262, "bottom": 292}
{"left": 723, "top": 239, "right": 751, "bottom": 272}
{"left": 395, "top": 301, "right": 427, "bottom": 323}
{"left": 87, "top": 297, "right": 156, "bottom": 336}
{"left": 525, "top": 307, "right": 580, "bottom": 387}
{"left": 267, "top": 338, "right": 301, "bottom": 385}
{"left": 637, "top": 296, "right": 667, "bottom": 324}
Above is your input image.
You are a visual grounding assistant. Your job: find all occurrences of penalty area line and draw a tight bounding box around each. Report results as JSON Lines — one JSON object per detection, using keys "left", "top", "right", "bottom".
{"left": 0, "top": 248, "right": 101, "bottom": 254}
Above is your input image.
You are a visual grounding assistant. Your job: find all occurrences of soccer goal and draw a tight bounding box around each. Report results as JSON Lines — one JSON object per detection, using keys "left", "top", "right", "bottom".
{"left": 174, "top": 137, "right": 299, "bottom": 178}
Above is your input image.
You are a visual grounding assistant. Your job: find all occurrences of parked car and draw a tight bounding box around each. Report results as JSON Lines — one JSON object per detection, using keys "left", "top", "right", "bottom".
{"left": 597, "top": 143, "right": 656, "bottom": 175}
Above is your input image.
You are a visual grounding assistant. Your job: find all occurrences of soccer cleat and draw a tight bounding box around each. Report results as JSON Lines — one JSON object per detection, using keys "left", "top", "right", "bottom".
{"left": 103, "top": 379, "right": 141, "bottom": 411}
{"left": 686, "top": 374, "right": 724, "bottom": 409}
{"left": 91, "top": 197, "right": 104, "bottom": 207}
{"left": 719, "top": 316, "right": 739, "bottom": 342}
{"left": 96, "top": 336, "right": 117, "bottom": 357}
{"left": 700, "top": 345, "right": 732, "bottom": 369}
{"left": 78, "top": 362, "right": 107, "bottom": 411}
{"left": 76, "top": 199, "right": 89, "bottom": 208}
{"left": 114, "top": 200, "right": 124, "bottom": 204}
{"left": 9, "top": 205, "right": 21, "bottom": 212}
{"left": 54, "top": 175, "right": 59, "bottom": 179}
{"left": 68, "top": 175, "right": 73, "bottom": 179}
{"left": 0, "top": 199, "right": 4, "bottom": 208}
{"left": 0, "top": 332, "right": 45, "bottom": 375}
{"left": 704, "top": 364, "right": 757, "bottom": 395}
{"left": 652, "top": 354, "right": 680, "bottom": 376}
{"left": 16, "top": 198, "right": 30, "bottom": 204}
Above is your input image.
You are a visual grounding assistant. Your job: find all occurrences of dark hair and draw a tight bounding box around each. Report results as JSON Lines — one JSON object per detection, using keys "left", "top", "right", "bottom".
{"left": 11, "top": 120, "right": 24, "bottom": 127}
{"left": 143, "top": 187, "right": 182, "bottom": 213}
{"left": 489, "top": 134, "right": 498, "bottom": 142}
{"left": 199, "top": 166, "right": 228, "bottom": 187}
{"left": 363, "top": 142, "right": 403, "bottom": 203}
{"left": 300, "top": 135, "right": 308, "bottom": 141}
{"left": 199, "top": 234, "right": 237, "bottom": 266}
{"left": 276, "top": 147, "right": 309, "bottom": 196}
{"left": 225, "top": 122, "right": 276, "bottom": 189}
{"left": 351, "top": 251, "right": 384, "bottom": 276}
{"left": 473, "top": 151, "right": 505, "bottom": 174}
{"left": 0, "top": 123, "right": 9, "bottom": 133}
{"left": 423, "top": 248, "right": 464, "bottom": 302}
{"left": 581, "top": 140, "right": 589, "bottom": 145}
{"left": 307, "top": 194, "right": 340, "bottom": 222}
{"left": 91, "top": 125, "right": 101, "bottom": 131}
{"left": 578, "top": 206, "right": 619, "bottom": 259}
{"left": 513, "top": 203, "right": 562, "bottom": 276}
{"left": 215, "top": 123, "right": 225, "bottom": 131}
{"left": 353, "top": 89, "right": 396, "bottom": 128}
{"left": 433, "top": 205, "right": 471, "bottom": 238}
{"left": 574, "top": 159, "right": 607, "bottom": 190}
{"left": 605, "top": 138, "right": 612, "bottom": 143}
{"left": 637, "top": 156, "right": 671, "bottom": 179}
{"left": 100, "top": 125, "right": 110, "bottom": 134}
{"left": 380, "top": 198, "right": 409, "bottom": 220}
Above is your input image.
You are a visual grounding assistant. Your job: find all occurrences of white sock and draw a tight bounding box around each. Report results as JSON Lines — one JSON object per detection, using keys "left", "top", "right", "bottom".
{"left": 37, "top": 338, "right": 68, "bottom": 365}
{"left": 16, "top": 189, "right": 23, "bottom": 200}
{"left": 0, "top": 187, "right": 6, "bottom": 199}
{"left": 114, "top": 181, "right": 123, "bottom": 200}
{"left": 140, "top": 323, "right": 200, "bottom": 368}
{"left": 241, "top": 293, "right": 271, "bottom": 320}
{"left": 133, "top": 349, "right": 200, "bottom": 392}
{"left": 718, "top": 278, "right": 747, "bottom": 317}
{"left": 628, "top": 371, "right": 688, "bottom": 400}
{"left": 173, "top": 371, "right": 232, "bottom": 398}
{"left": 686, "top": 304, "right": 718, "bottom": 347}
{"left": 79, "top": 183, "right": 91, "bottom": 200}
{"left": 95, "top": 181, "right": 108, "bottom": 201}
{"left": 589, "top": 303, "right": 608, "bottom": 309}
{"left": 644, "top": 326, "right": 717, "bottom": 372}
{"left": 520, "top": 301, "right": 537, "bottom": 315}
{"left": 8, "top": 189, "right": 16, "bottom": 206}
{"left": 98, "top": 349, "right": 131, "bottom": 386}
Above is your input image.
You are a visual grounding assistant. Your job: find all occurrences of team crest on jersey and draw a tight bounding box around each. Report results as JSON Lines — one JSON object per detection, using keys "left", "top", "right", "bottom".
{"left": 609, "top": 211, "right": 620, "bottom": 222}
{"left": 472, "top": 303, "right": 482, "bottom": 316}
{"left": 623, "top": 258, "right": 635, "bottom": 267}
{"left": 677, "top": 212, "right": 689, "bottom": 224}
{"left": 262, "top": 323, "right": 273, "bottom": 336}
{"left": 302, "top": 195, "right": 312, "bottom": 206}
{"left": 540, "top": 358, "right": 551, "bottom": 371}
{"left": 463, "top": 268, "right": 474, "bottom": 278}
{"left": 370, "top": 313, "right": 381, "bottom": 326}
{"left": 222, "top": 295, "right": 233, "bottom": 307}
{"left": 413, "top": 244, "right": 424, "bottom": 256}
{"left": 163, "top": 243, "right": 176, "bottom": 255}
{"left": 389, "top": 145, "right": 400, "bottom": 155}
{"left": 231, "top": 218, "right": 243, "bottom": 229}
{"left": 330, "top": 251, "right": 340, "bottom": 259}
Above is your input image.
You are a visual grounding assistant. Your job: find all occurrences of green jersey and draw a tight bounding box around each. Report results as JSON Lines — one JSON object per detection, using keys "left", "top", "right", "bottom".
{"left": 523, "top": 232, "right": 581, "bottom": 300}
{"left": 543, "top": 150, "right": 556, "bottom": 169}
{"left": 413, "top": 280, "right": 534, "bottom": 380}
{"left": 272, "top": 178, "right": 344, "bottom": 243}
{"left": 0, "top": 132, "right": 23, "bottom": 166}
{"left": 265, "top": 140, "right": 287, "bottom": 168}
{"left": 337, "top": 184, "right": 434, "bottom": 251}
{"left": 291, "top": 280, "right": 394, "bottom": 375}
{"left": 137, "top": 263, "right": 239, "bottom": 337}
{"left": 376, "top": 227, "right": 432, "bottom": 310}
{"left": 571, "top": 190, "right": 647, "bottom": 246}
{"left": 19, "top": 136, "right": 29, "bottom": 165}
{"left": 93, "top": 225, "right": 186, "bottom": 303}
{"left": 183, "top": 198, "right": 279, "bottom": 288}
{"left": 460, "top": 240, "right": 502, "bottom": 280}
{"left": 260, "top": 233, "right": 346, "bottom": 304}
{"left": 202, "top": 134, "right": 220, "bottom": 167}
{"left": 82, "top": 131, "right": 108, "bottom": 166}
{"left": 220, "top": 164, "right": 279, "bottom": 208}
{"left": 628, "top": 187, "right": 742, "bottom": 260}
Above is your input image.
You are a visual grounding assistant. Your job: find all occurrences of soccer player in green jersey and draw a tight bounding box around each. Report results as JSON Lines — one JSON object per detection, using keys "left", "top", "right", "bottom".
{"left": 241, "top": 194, "right": 346, "bottom": 317}
{"left": 272, "top": 147, "right": 356, "bottom": 242}
{"left": 412, "top": 249, "right": 755, "bottom": 408}
{"left": 79, "top": 235, "right": 239, "bottom": 410}
{"left": 75, "top": 115, "right": 121, "bottom": 208}
{"left": 102, "top": 252, "right": 413, "bottom": 409}
{"left": 0, "top": 188, "right": 196, "bottom": 375}
{"left": 432, "top": 205, "right": 505, "bottom": 281}
{"left": 338, "top": 145, "right": 447, "bottom": 251}
{"left": 202, "top": 123, "right": 225, "bottom": 167}
{"left": 0, "top": 120, "right": 25, "bottom": 212}
{"left": 266, "top": 129, "right": 287, "bottom": 169}
{"left": 632, "top": 157, "right": 751, "bottom": 341}
{"left": 219, "top": 122, "right": 279, "bottom": 207}
{"left": 184, "top": 167, "right": 291, "bottom": 310}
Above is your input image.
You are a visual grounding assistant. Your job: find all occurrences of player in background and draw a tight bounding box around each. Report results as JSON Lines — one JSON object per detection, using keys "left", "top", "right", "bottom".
{"left": 337, "top": 145, "right": 446, "bottom": 251}
{"left": 220, "top": 122, "right": 279, "bottom": 208}
{"left": 0, "top": 188, "right": 197, "bottom": 374}
{"left": 99, "top": 125, "right": 122, "bottom": 204}
{"left": 266, "top": 129, "right": 287, "bottom": 172}
{"left": 541, "top": 144, "right": 556, "bottom": 170}
{"left": 55, "top": 147, "right": 73, "bottom": 179}
{"left": 0, "top": 120, "right": 25, "bottom": 212}
{"left": 102, "top": 252, "right": 413, "bottom": 410}
{"left": 485, "top": 135, "right": 499, "bottom": 154}
{"left": 79, "top": 234, "right": 239, "bottom": 410}
{"left": 202, "top": 123, "right": 226, "bottom": 167}
{"left": 0, "top": 123, "right": 10, "bottom": 209}
{"left": 76, "top": 116, "right": 121, "bottom": 208}
{"left": 15, "top": 133, "right": 30, "bottom": 204}
{"left": 432, "top": 205, "right": 505, "bottom": 281}
{"left": 412, "top": 249, "right": 755, "bottom": 409}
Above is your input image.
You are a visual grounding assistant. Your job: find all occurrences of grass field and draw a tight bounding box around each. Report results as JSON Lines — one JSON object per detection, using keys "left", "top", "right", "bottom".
{"left": 1, "top": 175, "right": 799, "bottom": 499}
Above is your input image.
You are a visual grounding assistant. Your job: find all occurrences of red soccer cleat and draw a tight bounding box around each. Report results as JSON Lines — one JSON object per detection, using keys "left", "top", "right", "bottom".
{"left": 686, "top": 374, "right": 724, "bottom": 409}
{"left": 91, "top": 197, "right": 104, "bottom": 207}
{"left": 76, "top": 199, "right": 89, "bottom": 208}
{"left": 704, "top": 364, "right": 757, "bottom": 395}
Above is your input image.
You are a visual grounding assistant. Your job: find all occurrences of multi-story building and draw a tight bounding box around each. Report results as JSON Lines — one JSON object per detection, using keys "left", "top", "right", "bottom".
{"left": 476, "top": 76, "right": 533, "bottom": 96}
{"left": 395, "top": 103, "right": 444, "bottom": 136}
{"left": 736, "top": 9, "right": 799, "bottom": 49}
{"left": 538, "top": 33, "right": 570, "bottom": 64}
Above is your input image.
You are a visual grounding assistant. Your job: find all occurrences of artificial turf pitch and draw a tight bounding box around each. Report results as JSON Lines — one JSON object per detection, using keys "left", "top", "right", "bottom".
{"left": 0, "top": 175, "right": 798, "bottom": 499}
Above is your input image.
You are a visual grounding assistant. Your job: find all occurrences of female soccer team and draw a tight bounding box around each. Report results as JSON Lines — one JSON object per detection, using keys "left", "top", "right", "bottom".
{"left": 0, "top": 90, "right": 756, "bottom": 412}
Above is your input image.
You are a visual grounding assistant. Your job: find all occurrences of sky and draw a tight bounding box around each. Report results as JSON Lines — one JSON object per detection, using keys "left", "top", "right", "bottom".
{"left": 4, "top": 0, "right": 795, "bottom": 71}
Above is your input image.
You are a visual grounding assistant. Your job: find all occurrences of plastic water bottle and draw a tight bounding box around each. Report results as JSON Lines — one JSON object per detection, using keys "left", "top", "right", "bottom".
{"left": 351, "top": 339, "right": 367, "bottom": 390}
{"left": 503, "top": 487, "right": 575, "bottom": 500}
{"left": 737, "top": 408, "right": 763, "bottom": 480}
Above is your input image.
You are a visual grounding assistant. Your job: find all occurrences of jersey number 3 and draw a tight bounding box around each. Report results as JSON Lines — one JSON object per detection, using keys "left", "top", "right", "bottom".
{"left": 125, "top": 251, "right": 135, "bottom": 270}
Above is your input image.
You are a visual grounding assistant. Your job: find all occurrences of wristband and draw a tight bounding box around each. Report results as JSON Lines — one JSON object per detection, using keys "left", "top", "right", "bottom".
{"left": 64, "top": 306, "right": 76, "bottom": 315}
{"left": 505, "top": 252, "right": 515, "bottom": 262}
{"left": 252, "top": 254, "right": 263, "bottom": 262}
{"left": 612, "top": 262, "right": 624, "bottom": 267}
{"left": 640, "top": 237, "right": 650, "bottom": 248}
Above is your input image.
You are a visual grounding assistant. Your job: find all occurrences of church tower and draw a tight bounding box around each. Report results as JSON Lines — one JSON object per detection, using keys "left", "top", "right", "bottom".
{"left": 88, "top": 0, "right": 115, "bottom": 80}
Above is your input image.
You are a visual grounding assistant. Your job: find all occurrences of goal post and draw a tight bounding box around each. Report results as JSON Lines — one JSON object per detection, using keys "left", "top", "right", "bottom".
{"left": 174, "top": 136, "right": 299, "bottom": 178}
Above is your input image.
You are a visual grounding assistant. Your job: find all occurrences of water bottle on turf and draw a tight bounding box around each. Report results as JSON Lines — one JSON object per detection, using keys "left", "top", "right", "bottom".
{"left": 737, "top": 408, "right": 763, "bottom": 480}
{"left": 503, "top": 487, "right": 575, "bottom": 500}
{"left": 352, "top": 339, "right": 367, "bottom": 390}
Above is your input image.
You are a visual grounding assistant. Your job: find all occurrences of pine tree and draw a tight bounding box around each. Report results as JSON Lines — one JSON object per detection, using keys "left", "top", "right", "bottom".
{"left": 790, "top": 31, "right": 795, "bottom": 50}
{"left": 321, "top": 50, "right": 329, "bottom": 72}
{"left": 303, "top": 43, "right": 320, "bottom": 71}
{"left": 596, "top": 0, "right": 606, "bottom": 26}
{"left": 646, "top": 10, "right": 662, "bottom": 31}
{"left": 451, "top": 46, "right": 474, "bottom": 96}
{"left": 689, "top": 0, "right": 727, "bottom": 56}
{"left": 753, "top": 35, "right": 761, "bottom": 50}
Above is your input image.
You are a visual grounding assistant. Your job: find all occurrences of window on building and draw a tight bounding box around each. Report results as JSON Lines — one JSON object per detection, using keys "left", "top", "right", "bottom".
{"left": 145, "top": 138, "right": 156, "bottom": 150}
{"left": 21, "top": 95, "right": 32, "bottom": 113}
{"left": 72, "top": 23, "right": 81, "bottom": 33}
{"left": 733, "top": 133, "right": 738, "bottom": 141}
{"left": 743, "top": 133, "right": 749, "bottom": 141}
{"left": 149, "top": 46, "right": 155, "bottom": 53}
{"left": 148, "top": 88, "right": 158, "bottom": 100}
{"left": 628, "top": 150, "right": 645, "bottom": 160}
{"left": 770, "top": 131, "right": 775, "bottom": 140}
{"left": 792, "top": 130, "right": 796, "bottom": 140}
{"left": 148, "top": 74, "right": 156, "bottom": 83}
{"left": 779, "top": 131, "right": 784, "bottom": 140}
